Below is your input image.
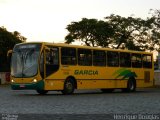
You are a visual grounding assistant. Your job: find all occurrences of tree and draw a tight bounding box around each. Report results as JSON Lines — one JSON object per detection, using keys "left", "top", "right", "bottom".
{"left": 65, "top": 16, "right": 150, "bottom": 50}
{"left": 104, "top": 14, "right": 157, "bottom": 51}
{"left": 147, "top": 9, "right": 160, "bottom": 51}
{"left": 65, "top": 10, "right": 160, "bottom": 51}
{"left": 13, "top": 31, "right": 27, "bottom": 42}
{"left": 0, "top": 26, "right": 26, "bottom": 72}
{"left": 65, "top": 18, "right": 114, "bottom": 47}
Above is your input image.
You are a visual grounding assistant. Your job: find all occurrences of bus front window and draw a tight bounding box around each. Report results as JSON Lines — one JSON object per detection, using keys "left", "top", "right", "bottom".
{"left": 11, "top": 44, "right": 41, "bottom": 78}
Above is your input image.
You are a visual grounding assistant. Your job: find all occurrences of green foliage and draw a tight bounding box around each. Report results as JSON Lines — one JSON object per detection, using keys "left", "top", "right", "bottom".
{"left": 65, "top": 9, "right": 160, "bottom": 51}
{"left": 65, "top": 18, "right": 114, "bottom": 47}
{"left": 0, "top": 26, "right": 26, "bottom": 72}
{"left": 105, "top": 15, "right": 138, "bottom": 49}
{"left": 149, "top": 9, "right": 160, "bottom": 51}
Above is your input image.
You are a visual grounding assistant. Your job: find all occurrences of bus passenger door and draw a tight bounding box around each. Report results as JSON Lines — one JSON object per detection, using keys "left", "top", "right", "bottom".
{"left": 44, "top": 47, "right": 59, "bottom": 78}
{"left": 40, "top": 47, "right": 51, "bottom": 79}
{"left": 40, "top": 50, "right": 45, "bottom": 79}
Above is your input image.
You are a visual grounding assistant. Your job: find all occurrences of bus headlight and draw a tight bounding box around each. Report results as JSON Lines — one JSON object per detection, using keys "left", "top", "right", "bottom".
{"left": 32, "top": 79, "right": 37, "bottom": 83}
{"left": 11, "top": 79, "right": 15, "bottom": 83}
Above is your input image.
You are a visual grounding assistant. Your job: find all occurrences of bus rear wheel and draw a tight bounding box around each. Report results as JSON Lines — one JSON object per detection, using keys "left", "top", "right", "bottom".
{"left": 36, "top": 90, "right": 48, "bottom": 95}
{"left": 122, "top": 78, "right": 136, "bottom": 92}
{"left": 61, "top": 78, "right": 75, "bottom": 95}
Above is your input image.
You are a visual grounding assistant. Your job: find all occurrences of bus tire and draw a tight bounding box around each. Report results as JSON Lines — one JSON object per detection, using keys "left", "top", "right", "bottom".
{"left": 122, "top": 78, "right": 136, "bottom": 92}
{"left": 36, "top": 90, "right": 48, "bottom": 95}
{"left": 61, "top": 78, "right": 75, "bottom": 95}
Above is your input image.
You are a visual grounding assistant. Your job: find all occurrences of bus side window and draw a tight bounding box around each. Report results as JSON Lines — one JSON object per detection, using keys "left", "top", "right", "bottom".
{"left": 46, "top": 47, "right": 59, "bottom": 77}
{"left": 143, "top": 55, "right": 152, "bottom": 68}
{"left": 93, "top": 50, "right": 106, "bottom": 66}
{"left": 120, "top": 52, "right": 131, "bottom": 67}
{"left": 107, "top": 51, "right": 119, "bottom": 67}
{"left": 131, "top": 53, "right": 142, "bottom": 68}
{"left": 61, "top": 47, "right": 76, "bottom": 65}
{"left": 46, "top": 49, "right": 59, "bottom": 65}
{"left": 78, "top": 49, "right": 92, "bottom": 66}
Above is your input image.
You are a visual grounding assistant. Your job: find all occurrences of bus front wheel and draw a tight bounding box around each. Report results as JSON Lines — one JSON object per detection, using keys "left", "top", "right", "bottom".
{"left": 61, "top": 78, "right": 75, "bottom": 95}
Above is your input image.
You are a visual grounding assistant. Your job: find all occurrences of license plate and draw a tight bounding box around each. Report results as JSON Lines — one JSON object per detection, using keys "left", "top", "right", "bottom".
{"left": 20, "top": 84, "right": 25, "bottom": 88}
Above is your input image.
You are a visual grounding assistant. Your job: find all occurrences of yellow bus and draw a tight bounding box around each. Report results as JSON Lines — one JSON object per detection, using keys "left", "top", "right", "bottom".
{"left": 9, "top": 42, "right": 154, "bottom": 94}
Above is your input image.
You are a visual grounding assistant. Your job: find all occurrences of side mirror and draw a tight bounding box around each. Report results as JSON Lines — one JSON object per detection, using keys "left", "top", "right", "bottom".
{"left": 7, "top": 50, "right": 13, "bottom": 71}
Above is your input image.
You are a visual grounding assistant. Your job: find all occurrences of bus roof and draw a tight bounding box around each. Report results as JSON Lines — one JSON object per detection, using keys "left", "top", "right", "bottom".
{"left": 17, "top": 42, "right": 153, "bottom": 55}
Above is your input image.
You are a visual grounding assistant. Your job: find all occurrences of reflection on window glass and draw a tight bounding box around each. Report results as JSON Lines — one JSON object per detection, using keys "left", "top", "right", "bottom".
{"left": 61, "top": 47, "right": 76, "bottom": 65}
{"left": 46, "top": 48, "right": 59, "bottom": 65}
{"left": 143, "top": 55, "right": 152, "bottom": 68}
{"left": 93, "top": 50, "right": 106, "bottom": 66}
{"left": 131, "top": 53, "right": 142, "bottom": 68}
{"left": 11, "top": 43, "right": 41, "bottom": 78}
{"left": 78, "top": 49, "right": 92, "bottom": 66}
{"left": 120, "top": 52, "right": 131, "bottom": 67}
{"left": 107, "top": 51, "right": 119, "bottom": 67}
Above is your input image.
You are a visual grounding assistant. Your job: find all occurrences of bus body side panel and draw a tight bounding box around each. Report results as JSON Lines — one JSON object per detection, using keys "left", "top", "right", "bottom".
{"left": 44, "top": 79, "right": 64, "bottom": 90}
{"left": 136, "top": 69, "right": 154, "bottom": 88}
{"left": 43, "top": 66, "right": 129, "bottom": 90}
{"left": 43, "top": 65, "right": 153, "bottom": 90}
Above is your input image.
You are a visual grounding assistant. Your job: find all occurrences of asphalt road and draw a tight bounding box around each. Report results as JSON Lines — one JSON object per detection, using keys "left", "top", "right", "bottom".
{"left": 0, "top": 85, "right": 160, "bottom": 120}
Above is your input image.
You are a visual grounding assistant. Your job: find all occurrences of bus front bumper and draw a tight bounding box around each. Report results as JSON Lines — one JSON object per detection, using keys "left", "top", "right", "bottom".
{"left": 11, "top": 80, "right": 44, "bottom": 90}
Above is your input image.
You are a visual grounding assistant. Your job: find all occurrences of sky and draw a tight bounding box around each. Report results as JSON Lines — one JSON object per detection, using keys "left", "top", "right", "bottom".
{"left": 0, "top": 0, "right": 160, "bottom": 43}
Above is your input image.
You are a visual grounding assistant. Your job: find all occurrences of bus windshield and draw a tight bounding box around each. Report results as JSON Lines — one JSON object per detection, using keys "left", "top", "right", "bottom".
{"left": 11, "top": 44, "right": 41, "bottom": 78}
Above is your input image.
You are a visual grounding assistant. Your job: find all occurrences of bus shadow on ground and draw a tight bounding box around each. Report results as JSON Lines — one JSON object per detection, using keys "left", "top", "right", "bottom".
{"left": 11, "top": 88, "right": 160, "bottom": 97}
